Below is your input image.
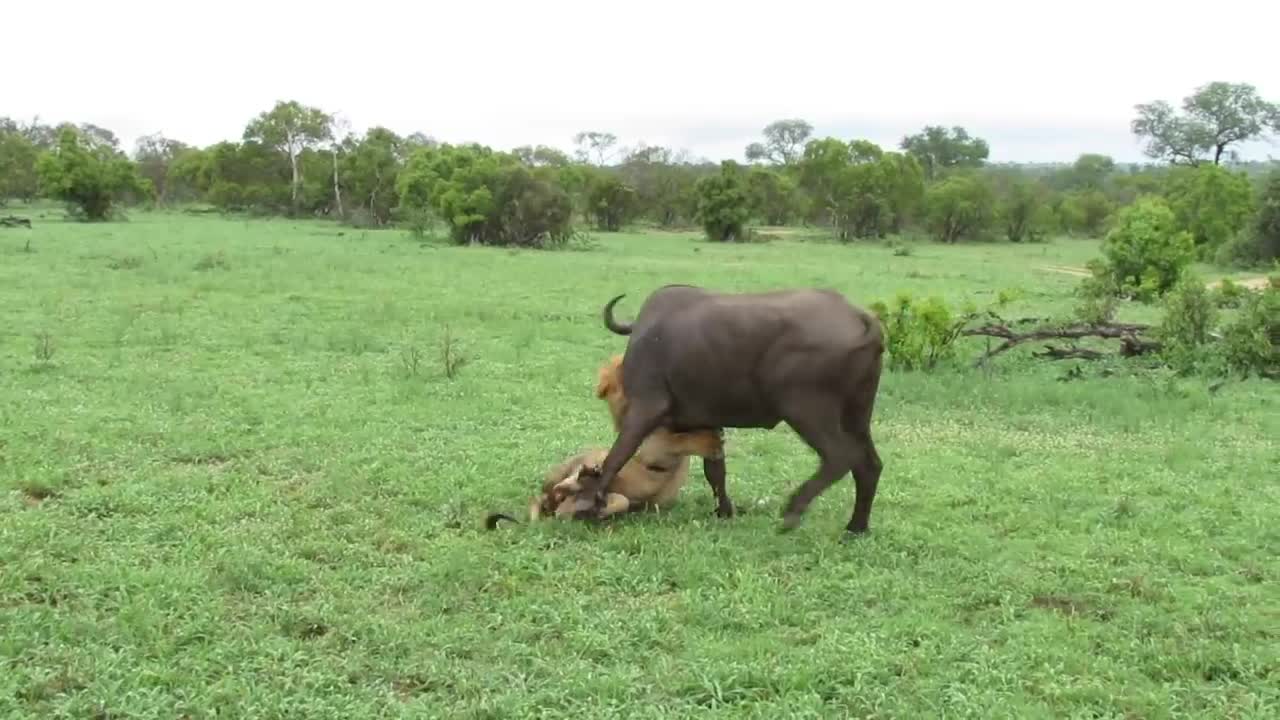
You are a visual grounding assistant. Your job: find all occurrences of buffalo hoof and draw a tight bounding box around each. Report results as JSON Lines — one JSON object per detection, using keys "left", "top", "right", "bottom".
{"left": 714, "top": 502, "right": 735, "bottom": 519}
{"left": 840, "top": 529, "right": 869, "bottom": 543}
{"left": 778, "top": 512, "right": 804, "bottom": 533}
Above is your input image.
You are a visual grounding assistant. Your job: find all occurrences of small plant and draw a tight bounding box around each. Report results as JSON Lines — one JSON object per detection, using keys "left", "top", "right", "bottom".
{"left": 870, "top": 292, "right": 970, "bottom": 371}
{"left": 439, "top": 324, "right": 468, "bottom": 379}
{"left": 107, "top": 255, "right": 144, "bottom": 270}
{"left": 1211, "top": 278, "right": 1246, "bottom": 308}
{"left": 33, "top": 331, "right": 55, "bottom": 365}
{"left": 399, "top": 344, "right": 424, "bottom": 377}
{"left": 194, "top": 250, "right": 229, "bottom": 271}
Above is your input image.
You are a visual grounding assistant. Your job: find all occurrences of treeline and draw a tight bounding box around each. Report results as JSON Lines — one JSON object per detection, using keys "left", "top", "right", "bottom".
{"left": 1, "top": 81, "right": 1277, "bottom": 265}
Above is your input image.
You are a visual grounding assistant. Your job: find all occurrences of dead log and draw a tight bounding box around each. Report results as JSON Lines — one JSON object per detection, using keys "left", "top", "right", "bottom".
{"left": 1032, "top": 345, "right": 1106, "bottom": 361}
{"left": 1, "top": 215, "right": 32, "bottom": 229}
{"left": 962, "top": 318, "right": 1156, "bottom": 366}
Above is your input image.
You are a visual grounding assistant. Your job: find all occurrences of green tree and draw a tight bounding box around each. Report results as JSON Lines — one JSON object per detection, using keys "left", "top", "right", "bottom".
{"left": 1055, "top": 189, "right": 1114, "bottom": 237}
{"left": 1162, "top": 164, "right": 1254, "bottom": 257}
{"left": 694, "top": 161, "right": 752, "bottom": 242}
{"left": 1131, "top": 81, "right": 1279, "bottom": 166}
{"left": 899, "top": 125, "right": 989, "bottom": 181}
{"left": 745, "top": 166, "right": 802, "bottom": 226}
{"left": 133, "top": 133, "right": 192, "bottom": 205}
{"left": 993, "top": 171, "right": 1052, "bottom": 242}
{"left": 0, "top": 130, "right": 40, "bottom": 203}
{"left": 1086, "top": 196, "right": 1195, "bottom": 302}
{"left": 585, "top": 171, "right": 639, "bottom": 231}
{"left": 573, "top": 131, "right": 618, "bottom": 166}
{"left": 797, "top": 138, "right": 923, "bottom": 239}
{"left": 36, "top": 126, "right": 150, "bottom": 220}
{"left": 745, "top": 119, "right": 813, "bottom": 166}
{"left": 243, "top": 100, "right": 332, "bottom": 213}
{"left": 341, "top": 127, "right": 406, "bottom": 225}
{"left": 923, "top": 173, "right": 995, "bottom": 243}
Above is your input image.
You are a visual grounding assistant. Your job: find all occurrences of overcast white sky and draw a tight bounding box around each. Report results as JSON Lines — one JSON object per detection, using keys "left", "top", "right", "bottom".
{"left": 4, "top": 0, "right": 1278, "bottom": 163}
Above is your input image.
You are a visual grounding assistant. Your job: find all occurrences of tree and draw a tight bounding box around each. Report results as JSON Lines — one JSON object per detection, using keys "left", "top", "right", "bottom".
{"left": 513, "top": 145, "right": 572, "bottom": 167}
{"left": 617, "top": 145, "right": 703, "bottom": 227}
{"left": 745, "top": 167, "right": 802, "bottom": 226}
{"left": 744, "top": 119, "right": 813, "bottom": 165}
{"left": 694, "top": 161, "right": 752, "bottom": 242}
{"left": 1217, "top": 169, "right": 1280, "bottom": 266}
{"left": 1162, "top": 164, "right": 1254, "bottom": 256}
{"left": 133, "top": 133, "right": 191, "bottom": 205}
{"left": 1131, "top": 81, "right": 1279, "bottom": 166}
{"left": 341, "top": 127, "right": 405, "bottom": 225}
{"left": 1086, "top": 196, "right": 1195, "bottom": 302}
{"left": 243, "top": 100, "right": 332, "bottom": 213}
{"left": 0, "top": 130, "right": 40, "bottom": 203}
{"left": 585, "top": 170, "right": 639, "bottom": 231}
{"left": 899, "top": 125, "right": 989, "bottom": 181}
{"left": 992, "top": 170, "right": 1052, "bottom": 242}
{"left": 36, "top": 126, "right": 150, "bottom": 220}
{"left": 796, "top": 137, "right": 925, "bottom": 239}
{"left": 573, "top": 131, "right": 618, "bottom": 166}
{"left": 1055, "top": 190, "right": 1114, "bottom": 238}
{"left": 923, "top": 173, "right": 996, "bottom": 243}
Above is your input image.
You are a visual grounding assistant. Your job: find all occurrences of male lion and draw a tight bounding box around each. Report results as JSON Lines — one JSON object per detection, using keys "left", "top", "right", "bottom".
{"left": 485, "top": 355, "right": 725, "bottom": 527}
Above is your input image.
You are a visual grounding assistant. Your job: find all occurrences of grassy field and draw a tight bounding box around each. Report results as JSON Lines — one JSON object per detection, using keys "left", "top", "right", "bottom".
{"left": 1, "top": 210, "right": 1277, "bottom": 718}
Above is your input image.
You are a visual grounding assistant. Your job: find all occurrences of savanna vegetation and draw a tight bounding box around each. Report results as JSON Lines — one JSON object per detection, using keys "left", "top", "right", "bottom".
{"left": 1, "top": 80, "right": 1277, "bottom": 717}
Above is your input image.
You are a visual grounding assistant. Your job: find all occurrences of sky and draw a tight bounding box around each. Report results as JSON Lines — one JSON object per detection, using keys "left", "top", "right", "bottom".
{"left": 4, "top": 0, "right": 1279, "bottom": 164}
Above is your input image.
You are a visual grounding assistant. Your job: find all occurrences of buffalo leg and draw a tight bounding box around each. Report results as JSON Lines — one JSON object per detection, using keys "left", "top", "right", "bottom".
{"left": 843, "top": 368, "right": 884, "bottom": 536}
{"left": 701, "top": 456, "right": 735, "bottom": 518}
{"left": 778, "top": 400, "right": 852, "bottom": 532}
{"left": 583, "top": 399, "right": 668, "bottom": 502}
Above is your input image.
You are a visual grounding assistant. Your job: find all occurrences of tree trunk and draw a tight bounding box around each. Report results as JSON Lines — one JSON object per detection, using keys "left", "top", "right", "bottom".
{"left": 289, "top": 152, "right": 300, "bottom": 214}
{"left": 332, "top": 149, "right": 344, "bottom": 219}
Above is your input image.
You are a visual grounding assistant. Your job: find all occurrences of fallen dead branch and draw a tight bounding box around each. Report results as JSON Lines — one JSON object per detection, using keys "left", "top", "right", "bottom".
{"left": 961, "top": 315, "right": 1160, "bottom": 366}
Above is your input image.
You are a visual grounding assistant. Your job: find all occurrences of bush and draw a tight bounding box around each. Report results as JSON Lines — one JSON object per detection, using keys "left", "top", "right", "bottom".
{"left": 1219, "top": 286, "right": 1279, "bottom": 379}
{"left": 923, "top": 173, "right": 995, "bottom": 243}
{"left": 397, "top": 143, "right": 574, "bottom": 248}
{"left": 1088, "top": 196, "right": 1195, "bottom": 302}
{"left": 1156, "top": 273, "right": 1219, "bottom": 374}
{"left": 869, "top": 292, "right": 969, "bottom": 371}
{"left": 36, "top": 126, "right": 151, "bottom": 221}
{"left": 694, "top": 161, "right": 752, "bottom": 242}
{"left": 994, "top": 174, "right": 1053, "bottom": 243}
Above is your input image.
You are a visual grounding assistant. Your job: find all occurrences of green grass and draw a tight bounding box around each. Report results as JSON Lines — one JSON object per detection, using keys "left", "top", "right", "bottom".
{"left": 1, "top": 211, "right": 1277, "bottom": 718}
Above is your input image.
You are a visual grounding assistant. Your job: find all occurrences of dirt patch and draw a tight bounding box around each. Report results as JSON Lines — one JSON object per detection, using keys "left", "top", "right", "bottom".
{"left": 1039, "top": 264, "right": 1091, "bottom": 278}
{"left": 1040, "top": 265, "right": 1271, "bottom": 291}
{"left": 19, "top": 483, "right": 58, "bottom": 506}
{"left": 1030, "top": 594, "right": 1112, "bottom": 621}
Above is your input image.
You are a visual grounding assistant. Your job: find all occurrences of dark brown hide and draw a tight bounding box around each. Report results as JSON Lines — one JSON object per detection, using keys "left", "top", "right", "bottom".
{"left": 586, "top": 285, "right": 886, "bottom": 536}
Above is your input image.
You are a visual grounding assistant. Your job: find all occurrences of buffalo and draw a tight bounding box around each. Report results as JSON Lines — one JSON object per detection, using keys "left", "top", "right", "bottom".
{"left": 577, "top": 284, "right": 887, "bottom": 537}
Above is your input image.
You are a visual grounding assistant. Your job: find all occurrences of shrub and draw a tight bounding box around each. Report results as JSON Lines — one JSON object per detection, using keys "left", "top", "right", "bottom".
{"left": 694, "top": 161, "right": 752, "bottom": 242}
{"left": 1218, "top": 286, "right": 1279, "bottom": 379}
{"left": 1156, "top": 273, "right": 1219, "bottom": 374}
{"left": 995, "top": 174, "right": 1053, "bottom": 243}
{"left": 869, "top": 292, "right": 968, "bottom": 371}
{"left": 923, "top": 173, "right": 995, "bottom": 243}
{"left": 1088, "top": 196, "right": 1195, "bottom": 302}
{"left": 397, "top": 143, "right": 573, "bottom": 248}
{"left": 1055, "top": 189, "right": 1114, "bottom": 237}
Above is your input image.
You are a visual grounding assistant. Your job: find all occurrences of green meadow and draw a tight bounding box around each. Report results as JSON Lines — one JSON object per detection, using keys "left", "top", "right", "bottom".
{"left": 1, "top": 211, "right": 1276, "bottom": 718}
